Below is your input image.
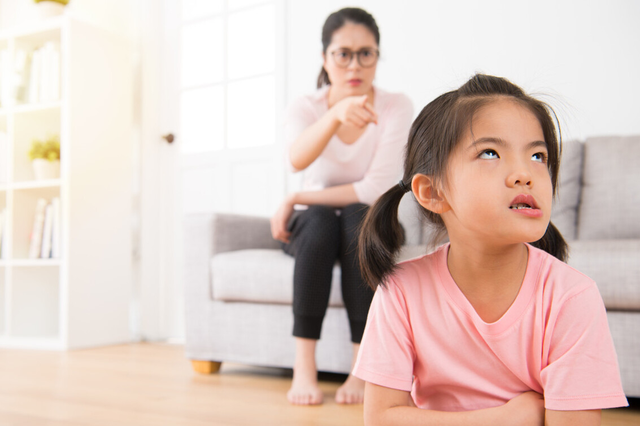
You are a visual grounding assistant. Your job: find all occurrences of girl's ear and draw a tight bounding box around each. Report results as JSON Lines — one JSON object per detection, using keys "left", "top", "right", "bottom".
{"left": 411, "top": 174, "right": 451, "bottom": 214}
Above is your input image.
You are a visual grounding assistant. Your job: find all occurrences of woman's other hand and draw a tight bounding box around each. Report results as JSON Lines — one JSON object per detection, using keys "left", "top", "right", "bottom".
{"left": 332, "top": 95, "right": 378, "bottom": 128}
{"left": 271, "top": 195, "right": 296, "bottom": 244}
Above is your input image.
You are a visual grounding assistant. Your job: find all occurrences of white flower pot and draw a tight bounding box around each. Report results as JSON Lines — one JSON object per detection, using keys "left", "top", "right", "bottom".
{"left": 36, "top": 2, "right": 66, "bottom": 18}
{"left": 32, "top": 159, "right": 60, "bottom": 180}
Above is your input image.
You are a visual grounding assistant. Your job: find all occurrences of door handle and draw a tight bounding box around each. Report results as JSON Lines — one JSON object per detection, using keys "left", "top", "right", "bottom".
{"left": 162, "top": 133, "right": 175, "bottom": 143}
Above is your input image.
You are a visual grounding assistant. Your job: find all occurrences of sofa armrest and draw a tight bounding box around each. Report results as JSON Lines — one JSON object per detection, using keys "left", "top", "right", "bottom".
{"left": 211, "top": 213, "right": 280, "bottom": 254}
{"left": 183, "top": 213, "right": 280, "bottom": 263}
{"left": 183, "top": 213, "right": 281, "bottom": 350}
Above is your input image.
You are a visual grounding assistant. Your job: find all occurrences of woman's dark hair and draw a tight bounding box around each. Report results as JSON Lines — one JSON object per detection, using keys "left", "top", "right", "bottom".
{"left": 317, "top": 7, "right": 380, "bottom": 88}
{"left": 359, "top": 74, "right": 568, "bottom": 289}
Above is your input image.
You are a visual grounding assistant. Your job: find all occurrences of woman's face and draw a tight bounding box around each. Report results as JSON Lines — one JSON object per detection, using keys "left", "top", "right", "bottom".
{"left": 323, "top": 22, "right": 378, "bottom": 96}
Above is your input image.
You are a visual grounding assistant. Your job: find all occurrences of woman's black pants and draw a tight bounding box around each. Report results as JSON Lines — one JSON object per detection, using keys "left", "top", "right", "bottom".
{"left": 282, "top": 203, "right": 373, "bottom": 344}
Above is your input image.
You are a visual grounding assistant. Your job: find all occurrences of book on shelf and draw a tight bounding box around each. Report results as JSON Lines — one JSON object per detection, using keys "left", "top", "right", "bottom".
{"left": 51, "top": 197, "right": 61, "bottom": 258}
{"left": 27, "top": 48, "right": 40, "bottom": 104}
{"left": 41, "top": 203, "right": 53, "bottom": 259}
{"left": 28, "top": 198, "right": 48, "bottom": 259}
{"left": 27, "top": 42, "right": 61, "bottom": 105}
{"left": 0, "top": 208, "right": 6, "bottom": 259}
{"left": 14, "top": 48, "right": 28, "bottom": 103}
{"left": 27, "top": 197, "right": 61, "bottom": 259}
{"left": 0, "top": 131, "right": 7, "bottom": 184}
{"left": 0, "top": 48, "right": 10, "bottom": 107}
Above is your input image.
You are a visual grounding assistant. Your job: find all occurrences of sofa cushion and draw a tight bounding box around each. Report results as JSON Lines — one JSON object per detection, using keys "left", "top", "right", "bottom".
{"left": 211, "top": 246, "right": 431, "bottom": 306}
{"left": 212, "top": 249, "right": 345, "bottom": 307}
{"left": 577, "top": 136, "right": 640, "bottom": 240}
{"left": 550, "top": 140, "right": 583, "bottom": 241}
{"left": 568, "top": 239, "right": 640, "bottom": 311}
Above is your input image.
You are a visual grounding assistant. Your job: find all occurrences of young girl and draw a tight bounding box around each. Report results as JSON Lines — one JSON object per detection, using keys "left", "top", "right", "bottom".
{"left": 354, "top": 74, "right": 628, "bottom": 425}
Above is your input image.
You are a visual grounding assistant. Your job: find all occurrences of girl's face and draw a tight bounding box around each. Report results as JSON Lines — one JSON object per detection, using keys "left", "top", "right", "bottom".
{"left": 439, "top": 98, "right": 553, "bottom": 247}
{"left": 323, "top": 22, "right": 378, "bottom": 96}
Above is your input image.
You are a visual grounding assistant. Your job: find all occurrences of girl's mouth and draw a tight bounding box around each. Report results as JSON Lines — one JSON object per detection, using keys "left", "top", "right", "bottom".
{"left": 509, "top": 194, "right": 538, "bottom": 209}
{"left": 348, "top": 79, "right": 362, "bottom": 86}
{"left": 509, "top": 194, "right": 542, "bottom": 217}
{"left": 510, "top": 203, "right": 532, "bottom": 210}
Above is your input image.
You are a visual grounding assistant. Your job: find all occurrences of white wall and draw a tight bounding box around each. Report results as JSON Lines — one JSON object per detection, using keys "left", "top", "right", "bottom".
{"left": 287, "top": 0, "right": 640, "bottom": 141}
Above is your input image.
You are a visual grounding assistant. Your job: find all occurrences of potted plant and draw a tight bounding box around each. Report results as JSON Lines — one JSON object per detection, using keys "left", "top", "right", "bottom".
{"left": 33, "top": 0, "right": 69, "bottom": 17}
{"left": 29, "top": 135, "right": 60, "bottom": 180}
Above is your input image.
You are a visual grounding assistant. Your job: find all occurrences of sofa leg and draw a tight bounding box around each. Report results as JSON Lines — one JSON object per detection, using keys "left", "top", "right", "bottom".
{"left": 191, "top": 360, "right": 222, "bottom": 374}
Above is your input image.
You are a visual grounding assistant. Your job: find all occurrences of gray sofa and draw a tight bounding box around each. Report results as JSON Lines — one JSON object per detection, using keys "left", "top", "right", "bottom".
{"left": 184, "top": 135, "right": 640, "bottom": 398}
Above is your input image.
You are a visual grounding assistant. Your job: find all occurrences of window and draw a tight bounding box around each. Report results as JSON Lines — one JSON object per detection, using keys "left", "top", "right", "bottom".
{"left": 179, "top": 0, "right": 277, "bottom": 153}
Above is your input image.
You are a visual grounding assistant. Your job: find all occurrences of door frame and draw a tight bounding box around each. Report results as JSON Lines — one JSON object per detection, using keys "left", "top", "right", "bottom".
{"left": 137, "top": 0, "right": 288, "bottom": 342}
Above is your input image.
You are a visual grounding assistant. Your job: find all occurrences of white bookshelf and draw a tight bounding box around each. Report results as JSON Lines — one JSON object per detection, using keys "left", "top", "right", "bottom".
{"left": 0, "top": 16, "right": 132, "bottom": 350}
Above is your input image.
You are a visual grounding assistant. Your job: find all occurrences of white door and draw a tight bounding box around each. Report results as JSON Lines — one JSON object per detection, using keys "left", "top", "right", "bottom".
{"left": 154, "top": 0, "right": 286, "bottom": 341}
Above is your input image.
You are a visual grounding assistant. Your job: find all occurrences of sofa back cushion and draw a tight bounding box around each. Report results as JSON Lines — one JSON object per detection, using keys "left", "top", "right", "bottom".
{"left": 578, "top": 136, "right": 640, "bottom": 240}
{"left": 550, "top": 139, "right": 584, "bottom": 241}
{"left": 398, "top": 192, "right": 424, "bottom": 245}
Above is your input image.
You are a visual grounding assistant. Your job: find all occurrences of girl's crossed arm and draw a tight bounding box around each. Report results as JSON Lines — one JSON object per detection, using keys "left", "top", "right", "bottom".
{"left": 365, "top": 383, "right": 602, "bottom": 426}
{"left": 364, "top": 383, "right": 544, "bottom": 426}
{"left": 545, "top": 409, "right": 600, "bottom": 426}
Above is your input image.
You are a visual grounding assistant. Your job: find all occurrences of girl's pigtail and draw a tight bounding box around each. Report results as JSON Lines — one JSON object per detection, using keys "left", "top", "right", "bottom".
{"left": 531, "top": 221, "right": 568, "bottom": 262}
{"left": 358, "top": 183, "right": 407, "bottom": 290}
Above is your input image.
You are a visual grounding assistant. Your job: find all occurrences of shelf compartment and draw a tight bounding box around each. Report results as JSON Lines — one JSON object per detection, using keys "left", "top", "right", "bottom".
{"left": 14, "top": 101, "right": 62, "bottom": 114}
{"left": 0, "top": 115, "right": 7, "bottom": 185}
{"left": 10, "top": 265, "right": 59, "bottom": 338}
{"left": 0, "top": 37, "right": 9, "bottom": 111}
{"left": 13, "top": 26, "right": 62, "bottom": 108}
{"left": 1, "top": 16, "right": 63, "bottom": 40}
{"left": 0, "top": 194, "right": 6, "bottom": 261}
{"left": 10, "top": 259, "right": 61, "bottom": 267}
{"left": 0, "top": 268, "right": 5, "bottom": 334}
{"left": 11, "top": 186, "right": 60, "bottom": 259}
{"left": 11, "top": 179, "right": 61, "bottom": 190}
{"left": 12, "top": 107, "right": 61, "bottom": 183}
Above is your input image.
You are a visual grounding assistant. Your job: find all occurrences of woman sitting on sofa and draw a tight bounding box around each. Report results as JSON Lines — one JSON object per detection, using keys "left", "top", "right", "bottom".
{"left": 270, "top": 7, "right": 413, "bottom": 406}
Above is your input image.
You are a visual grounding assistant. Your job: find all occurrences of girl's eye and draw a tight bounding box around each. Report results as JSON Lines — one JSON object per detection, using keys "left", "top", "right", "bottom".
{"left": 479, "top": 149, "right": 499, "bottom": 159}
{"left": 532, "top": 152, "right": 547, "bottom": 163}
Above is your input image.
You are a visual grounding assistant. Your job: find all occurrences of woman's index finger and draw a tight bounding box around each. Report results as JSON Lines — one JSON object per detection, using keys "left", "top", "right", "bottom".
{"left": 363, "top": 101, "right": 378, "bottom": 123}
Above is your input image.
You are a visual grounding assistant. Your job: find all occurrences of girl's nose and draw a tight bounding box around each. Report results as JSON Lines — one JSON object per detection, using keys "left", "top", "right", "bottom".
{"left": 507, "top": 169, "right": 533, "bottom": 188}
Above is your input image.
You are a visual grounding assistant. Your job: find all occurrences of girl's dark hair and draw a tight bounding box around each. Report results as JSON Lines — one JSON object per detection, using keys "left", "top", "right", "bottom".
{"left": 359, "top": 74, "right": 568, "bottom": 289}
{"left": 317, "top": 7, "right": 380, "bottom": 88}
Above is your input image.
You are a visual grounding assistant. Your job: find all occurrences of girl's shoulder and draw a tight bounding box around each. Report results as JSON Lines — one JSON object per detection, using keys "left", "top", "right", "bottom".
{"left": 527, "top": 244, "right": 598, "bottom": 301}
{"left": 382, "top": 244, "right": 448, "bottom": 293}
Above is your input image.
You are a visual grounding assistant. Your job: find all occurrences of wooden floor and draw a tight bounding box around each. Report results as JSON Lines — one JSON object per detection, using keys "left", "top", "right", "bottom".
{"left": 0, "top": 343, "right": 637, "bottom": 426}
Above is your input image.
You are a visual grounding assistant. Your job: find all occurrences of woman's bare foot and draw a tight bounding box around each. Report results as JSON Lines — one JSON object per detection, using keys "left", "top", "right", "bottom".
{"left": 287, "top": 366, "right": 324, "bottom": 405}
{"left": 335, "top": 374, "right": 365, "bottom": 404}
{"left": 288, "top": 337, "right": 323, "bottom": 405}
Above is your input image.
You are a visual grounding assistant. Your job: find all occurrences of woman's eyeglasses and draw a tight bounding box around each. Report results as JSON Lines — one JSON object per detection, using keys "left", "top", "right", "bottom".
{"left": 330, "top": 48, "right": 379, "bottom": 68}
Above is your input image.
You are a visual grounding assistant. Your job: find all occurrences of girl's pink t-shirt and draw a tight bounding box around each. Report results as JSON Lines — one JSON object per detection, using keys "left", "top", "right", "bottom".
{"left": 283, "top": 85, "right": 413, "bottom": 206}
{"left": 353, "top": 244, "right": 628, "bottom": 411}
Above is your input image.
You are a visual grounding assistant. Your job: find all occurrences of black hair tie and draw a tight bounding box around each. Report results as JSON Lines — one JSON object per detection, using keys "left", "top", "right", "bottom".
{"left": 398, "top": 180, "right": 410, "bottom": 193}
